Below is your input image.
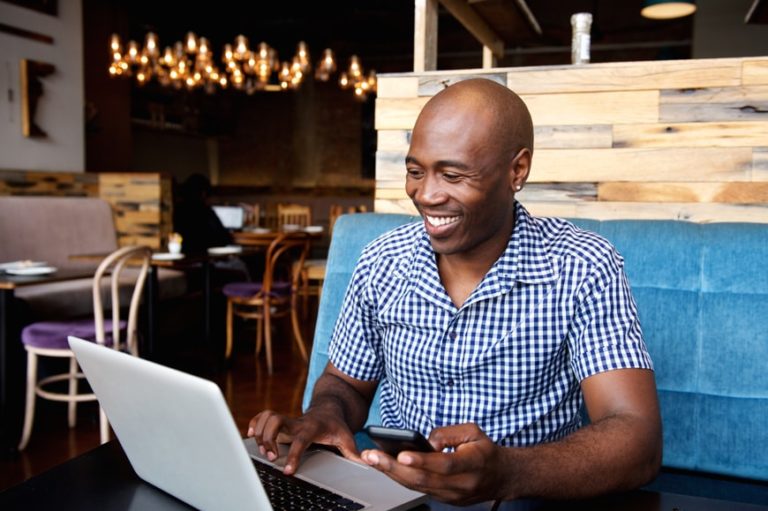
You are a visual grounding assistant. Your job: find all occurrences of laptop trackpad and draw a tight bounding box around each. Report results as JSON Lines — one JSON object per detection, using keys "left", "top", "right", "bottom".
{"left": 244, "top": 437, "right": 426, "bottom": 510}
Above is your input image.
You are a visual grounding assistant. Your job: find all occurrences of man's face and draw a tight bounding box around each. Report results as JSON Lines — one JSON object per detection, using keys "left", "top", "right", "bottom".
{"left": 405, "top": 107, "right": 516, "bottom": 259}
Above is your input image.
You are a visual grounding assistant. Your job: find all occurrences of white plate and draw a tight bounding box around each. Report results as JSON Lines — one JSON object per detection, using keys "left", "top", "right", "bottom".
{"left": 282, "top": 224, "right": 301, "bottom": 232}
{"left": 303, "top": 225, "right": 323, "bottom": 234}
{"left": 0, "top": 260, "right": 48, "bottom": 271}
{"left": 207, "top": 245, "right": 242, "bottom": 255}
{"left": 6, "top": 265, "right": 57, "bottom": 276}
{"left": 152, "top": 252, "right": 185, "bottom": 261}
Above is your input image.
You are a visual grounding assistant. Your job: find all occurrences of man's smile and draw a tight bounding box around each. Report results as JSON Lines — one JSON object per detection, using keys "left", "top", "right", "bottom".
{"left": 425, "top": 214, "right": 460, "bottom": 227}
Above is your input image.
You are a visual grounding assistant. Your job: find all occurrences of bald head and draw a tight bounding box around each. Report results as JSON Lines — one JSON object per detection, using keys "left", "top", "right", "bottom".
{"left": 415, "top": 78, "right": 534, "bottom": 162}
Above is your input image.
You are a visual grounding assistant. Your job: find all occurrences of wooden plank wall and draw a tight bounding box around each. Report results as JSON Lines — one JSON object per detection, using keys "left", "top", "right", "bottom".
{"left": 374, "top": 57, "right": 768, "bottom": 223}
{"left": 0, "top": 170, "right": 171, "bottom": 248}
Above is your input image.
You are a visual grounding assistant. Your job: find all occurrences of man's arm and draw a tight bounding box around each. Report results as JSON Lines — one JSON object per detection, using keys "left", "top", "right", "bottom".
{"left": 361, "top": 368, "right": 661, "bottom": 504}
{"left": 248, "top": 362, "right": 379, "bottom": 474}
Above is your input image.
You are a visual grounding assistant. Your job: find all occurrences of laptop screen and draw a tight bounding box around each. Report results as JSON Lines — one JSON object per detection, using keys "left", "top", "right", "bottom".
{"left": 212, "top": 205, "right": 244, "bottom": 230}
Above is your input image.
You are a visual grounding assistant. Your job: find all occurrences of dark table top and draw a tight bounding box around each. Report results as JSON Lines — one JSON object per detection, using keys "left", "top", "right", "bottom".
{"left": 2, "top": 441, "right": 767, "bottom": 511}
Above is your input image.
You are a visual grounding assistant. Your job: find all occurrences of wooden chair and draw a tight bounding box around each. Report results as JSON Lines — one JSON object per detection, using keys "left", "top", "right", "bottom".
{"left": 297, "top": 204, "right": 368, "bottom": 312}
{"left": 223, "top": 233, "right": 310, "bottom": 373}
{"left": 277, "top": 203, "right": 312, "bottom": 229}
{"left": 18, "top": 245, "right": 152, "bottom": 450}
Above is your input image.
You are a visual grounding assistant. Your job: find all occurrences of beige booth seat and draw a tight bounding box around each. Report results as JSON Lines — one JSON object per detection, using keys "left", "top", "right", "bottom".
{"left": 0, "top": 196, "right": 187, "bottom": 320}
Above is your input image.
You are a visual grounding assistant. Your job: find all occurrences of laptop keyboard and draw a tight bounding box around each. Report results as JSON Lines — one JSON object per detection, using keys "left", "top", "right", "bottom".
{"left": 253, "top": 459, "right": 365, "bottom": 510}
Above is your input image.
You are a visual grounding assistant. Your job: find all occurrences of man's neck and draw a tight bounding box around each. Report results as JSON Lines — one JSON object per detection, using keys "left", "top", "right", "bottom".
{"left": 437, "top": 214, "right": 516, "bottom": 309}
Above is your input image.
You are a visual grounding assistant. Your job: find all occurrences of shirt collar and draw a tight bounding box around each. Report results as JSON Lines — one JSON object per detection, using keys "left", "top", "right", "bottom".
{"left": 401, "top": 202, "right": 557, "bottom": 309}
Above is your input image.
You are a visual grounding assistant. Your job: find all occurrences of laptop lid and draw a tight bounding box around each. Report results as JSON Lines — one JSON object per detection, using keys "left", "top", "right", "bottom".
{"left": 68, "top": 336, "right": 426, "bottom": 511}
{"left": 212, "top": 205, "right": 244, "bottom": 230}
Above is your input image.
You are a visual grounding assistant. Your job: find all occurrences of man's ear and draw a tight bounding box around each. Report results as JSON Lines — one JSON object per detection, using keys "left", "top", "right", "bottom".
{"left": 509, "top": 148, "right": 532, "bottom": 192}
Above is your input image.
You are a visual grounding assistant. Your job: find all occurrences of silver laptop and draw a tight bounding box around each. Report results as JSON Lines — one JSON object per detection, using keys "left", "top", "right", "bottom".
{"left": 68, "top": 336, "right": 427, "bottom": 511}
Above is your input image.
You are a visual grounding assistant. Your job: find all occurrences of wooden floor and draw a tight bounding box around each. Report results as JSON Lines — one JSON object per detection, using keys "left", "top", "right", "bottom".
{"left": 0, "top": 310, "right": 314, "bottom": 492}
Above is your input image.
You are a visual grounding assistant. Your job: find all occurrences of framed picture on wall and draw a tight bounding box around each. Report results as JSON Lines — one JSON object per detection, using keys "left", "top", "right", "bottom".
{"left": 20, "top": 59, "right": 56, "bottom": 138}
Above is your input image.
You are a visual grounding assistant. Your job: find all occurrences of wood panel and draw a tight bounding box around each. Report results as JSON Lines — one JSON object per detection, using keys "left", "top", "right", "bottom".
{"left": 613, "top": 121, "right": 768, "bottom": 148}
{"left": 375, "top": 57, "right": 768, "bottom": 223}
{"left": 418, "top": 73, "right": 507, "bottom": 96}
{"left": 375, "top": 97, "right": 430, "bottom": 130}
{"left": 521, "top": 91, "right": 659, "bottom": 125}
{"left": 524, "top": 202, "right": 768, "bottom": 223}
{"left": 0, "top": 170, "right": 97, "bottom": 197}
{"left": 377, "top": 77, "right": 419, "bottom": 98}
{"left": 505, "top": 58, "right": 743, "bottom": 94}
{"left": 659, "top": 86, "right": 768, "bottom": 122}
{"left": 597, "top": 182, "right": 768, "bottom": 203}
{"left": 535, "top": 125, "right": 612, "bottom": 149}
{"left": 529, "top": 148, "right": 751, "bottom": 182}
{"left": 743, "top": 60, "right": 768, "bottom": 85}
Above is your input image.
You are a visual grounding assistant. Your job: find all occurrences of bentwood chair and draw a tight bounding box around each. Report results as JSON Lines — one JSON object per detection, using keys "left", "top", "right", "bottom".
{"left": 18, "top": 245, "right": 152, "bottom": 450}
{"left": 222, "top": 232, "right": 310, "bottom": 373}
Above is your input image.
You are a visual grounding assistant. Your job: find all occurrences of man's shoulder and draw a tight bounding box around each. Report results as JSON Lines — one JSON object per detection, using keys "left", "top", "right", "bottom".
{"left": 532, "top": 215, "right": 620, "bottom": 268}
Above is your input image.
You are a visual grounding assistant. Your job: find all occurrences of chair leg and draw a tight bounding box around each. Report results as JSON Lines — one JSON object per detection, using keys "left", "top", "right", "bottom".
{"left": 301, "top": 268, "right": 310, "bottom": 318}
{"left": 68, "top": 356, "right": 78, "bottom": 428}
{"left": 99, "top": 406, "right": 110, "bottom": 444}
{"left": 18, "top": 351, "right": 38, "bottom": 451}
{"left": 255, "top": 316, "right": 264, "bottom": 356}
{"left": 225, "top": 299, "right": 234, "bottom": 360}
{"left": 290, "top": 295, "right": 308, "bottom": 362}
{"left": 264, "top": 301, "right": 274, "bottom": 375}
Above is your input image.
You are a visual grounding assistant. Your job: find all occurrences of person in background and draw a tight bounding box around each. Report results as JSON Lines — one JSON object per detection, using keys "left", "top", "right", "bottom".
{"left": 249, "top": 79, "right": 662, "bottom": 505}
{"left": 173, "top": 173, "right": 233, "bottom": 255}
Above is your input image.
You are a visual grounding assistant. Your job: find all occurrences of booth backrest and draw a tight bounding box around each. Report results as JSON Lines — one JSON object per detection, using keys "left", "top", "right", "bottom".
{"left": 0, "top": 196, "right": 118, "bottom": 271}
{"left": 303, "top": 212, "right": 768, "bottom": 482}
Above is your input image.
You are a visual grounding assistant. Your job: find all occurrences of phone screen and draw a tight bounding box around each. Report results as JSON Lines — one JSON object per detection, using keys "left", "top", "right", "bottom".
{"left": 364, "top": 426, "right": 434, "bottom": 456}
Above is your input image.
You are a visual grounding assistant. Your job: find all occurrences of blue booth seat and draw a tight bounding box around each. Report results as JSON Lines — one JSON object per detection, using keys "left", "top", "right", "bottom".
{"left": 303, "top": 213, "right": 768, "bottom": 484}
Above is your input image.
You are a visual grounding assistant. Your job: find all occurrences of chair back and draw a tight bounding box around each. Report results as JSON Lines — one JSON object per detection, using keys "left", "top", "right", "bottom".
{"left": 262, "top": 232, "right": 310, "bottom": 295}
{"left": 92, "top": 245, "right": 152, "bottom": 355}
{"left": 301, "top": 213, "right": 419, "bottom": 422}
{"left": 277, "top": 203, "right": 312, "bottom": 229}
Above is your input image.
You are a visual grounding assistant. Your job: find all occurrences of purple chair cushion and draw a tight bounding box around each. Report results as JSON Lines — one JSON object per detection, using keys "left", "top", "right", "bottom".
{"left": 21, "top": 318, "right": 126, "bottom": 350}
{"left": 222, "top": 281, "right": 291, "bottom": 298}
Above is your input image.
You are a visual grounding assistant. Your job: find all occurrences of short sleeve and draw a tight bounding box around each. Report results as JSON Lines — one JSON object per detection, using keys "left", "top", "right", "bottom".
{"left": 328, "top": 252, "right": 385, "bottom": 382}
{"left": 568, "top": 255, "right": 653, "bottom": 381}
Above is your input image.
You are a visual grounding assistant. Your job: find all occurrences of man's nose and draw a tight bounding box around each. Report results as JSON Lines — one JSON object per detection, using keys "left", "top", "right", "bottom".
{"left": 414, "top": 172, "right": 448, "bottom": 205}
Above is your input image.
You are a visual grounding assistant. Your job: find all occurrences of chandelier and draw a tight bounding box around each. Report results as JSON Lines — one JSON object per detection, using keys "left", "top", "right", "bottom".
{"left": 108, "top": 32, "right": 377, "bottom": 99}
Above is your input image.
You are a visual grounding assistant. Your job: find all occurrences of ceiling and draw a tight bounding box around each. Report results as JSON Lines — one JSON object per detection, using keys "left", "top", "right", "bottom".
{"left": 113, "top": 0, "right": 701, "bottom": 74}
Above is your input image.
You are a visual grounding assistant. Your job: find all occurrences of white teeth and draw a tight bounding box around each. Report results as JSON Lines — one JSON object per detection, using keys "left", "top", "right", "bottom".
{"left": 426, "top": 215, "right": 460, "bottom": 227}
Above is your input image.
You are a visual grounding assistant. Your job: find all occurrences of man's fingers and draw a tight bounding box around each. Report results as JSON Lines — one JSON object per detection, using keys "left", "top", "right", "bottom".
{"left": 262, "top": 415, "right": 288, "bottom": 460}
{"left": 334, "top": 434, "right": 363, "bottom": 463}
{"left": 428, "top": 423, "right": 483, "bottom": 450}
{"left": 284, "top": 435, "right": 313, "bottom": 475}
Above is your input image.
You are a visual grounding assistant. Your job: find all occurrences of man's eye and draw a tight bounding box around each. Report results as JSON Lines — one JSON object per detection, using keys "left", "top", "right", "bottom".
{"left": 442, "top": 173, "right": 461, "bottom": 181}
{"left": 406, "top": 169, "right": 423, "bottom": 178}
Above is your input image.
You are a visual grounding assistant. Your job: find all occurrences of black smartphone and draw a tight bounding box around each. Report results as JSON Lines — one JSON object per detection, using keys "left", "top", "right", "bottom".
{"left": 364, "top": 425, "right": 434, "bottom": 457}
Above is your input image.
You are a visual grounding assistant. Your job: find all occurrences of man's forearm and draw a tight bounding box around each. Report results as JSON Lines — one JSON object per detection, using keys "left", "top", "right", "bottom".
{"left": 307, "top": 372, "right": 373, "bottom": 432}
{"left": 499, "top": 412, "right": 662, "bottom": 500}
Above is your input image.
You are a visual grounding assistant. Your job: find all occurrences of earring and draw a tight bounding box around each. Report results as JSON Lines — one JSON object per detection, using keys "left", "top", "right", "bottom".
{"left": 515, "top": 185, "right": 522, "bottom": 191}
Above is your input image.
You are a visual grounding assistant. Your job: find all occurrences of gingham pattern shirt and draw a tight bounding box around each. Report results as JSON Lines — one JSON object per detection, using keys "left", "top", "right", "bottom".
{"left": 329, "top": 202, "right": 653, "bottom": 446}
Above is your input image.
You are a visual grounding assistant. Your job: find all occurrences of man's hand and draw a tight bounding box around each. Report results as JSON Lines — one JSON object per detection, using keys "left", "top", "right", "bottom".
{"left": 361, "top": 423, "right": 504, "bottom": 505}
{"left": 247, "top": 362, "right": 378, "bottom": 476}
{"left": 247, "top": 408, "right": 360, "bottom": 475}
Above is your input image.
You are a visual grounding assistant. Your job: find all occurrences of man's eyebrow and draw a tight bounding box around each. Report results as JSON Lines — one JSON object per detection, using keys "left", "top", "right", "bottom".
{"left": 404, "top": 156, "right": 470, "bottom": 171}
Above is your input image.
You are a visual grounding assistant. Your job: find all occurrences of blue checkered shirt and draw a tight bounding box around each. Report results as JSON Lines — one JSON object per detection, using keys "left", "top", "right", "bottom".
{"left": 329, "top": 202, "right": 653, "bottom": 446}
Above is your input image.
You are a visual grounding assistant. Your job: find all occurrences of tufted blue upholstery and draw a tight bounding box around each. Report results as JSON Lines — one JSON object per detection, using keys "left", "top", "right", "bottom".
{"left": 303, "top": 213, "right": 768, "bottom": 482}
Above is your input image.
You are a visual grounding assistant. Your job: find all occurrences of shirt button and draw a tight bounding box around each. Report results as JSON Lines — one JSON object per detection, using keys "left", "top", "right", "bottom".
{"left": 446, "top": 379, "right": 454, "bottom": 387}
{"left": 449, "top": 331, "right": 458, "bottom": 340}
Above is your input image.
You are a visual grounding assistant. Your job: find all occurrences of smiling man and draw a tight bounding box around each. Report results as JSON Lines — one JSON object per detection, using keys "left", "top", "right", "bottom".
{"left": 249, "top": 78, "right": 662, "bottom": 505}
